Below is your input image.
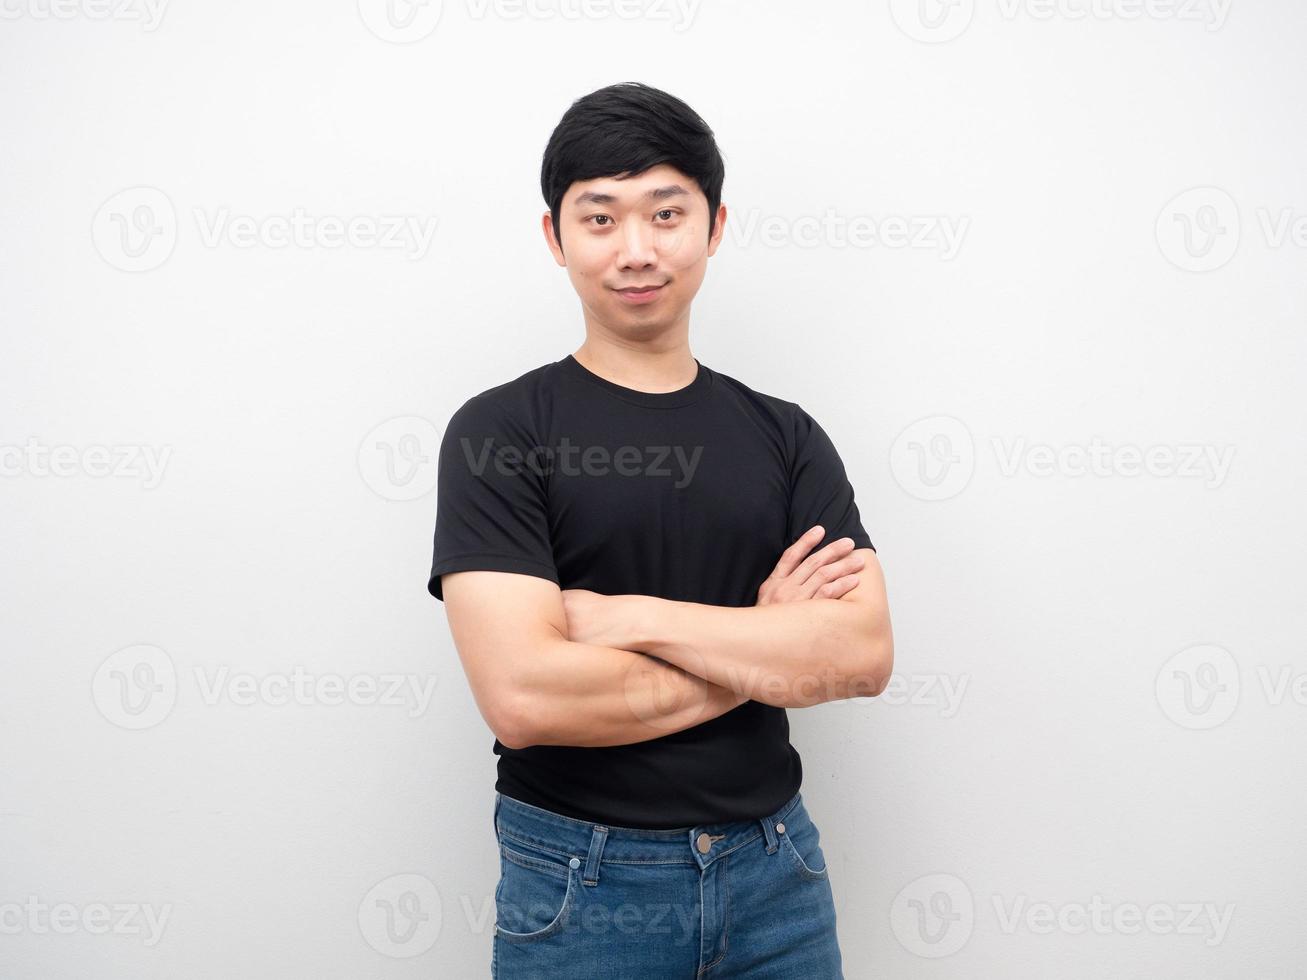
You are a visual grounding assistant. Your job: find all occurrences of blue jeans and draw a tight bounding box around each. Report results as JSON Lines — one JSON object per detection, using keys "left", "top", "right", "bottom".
{"left": 491, "top": 789, "right": 844, "bottom": 978}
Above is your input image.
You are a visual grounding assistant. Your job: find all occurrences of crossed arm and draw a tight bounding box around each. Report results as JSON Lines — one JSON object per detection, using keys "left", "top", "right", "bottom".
{"left": 440, "top": 527, "right": 894, "bottom": 750}
{"left": 561, "top": 541, "right": 891, "bottom": 708}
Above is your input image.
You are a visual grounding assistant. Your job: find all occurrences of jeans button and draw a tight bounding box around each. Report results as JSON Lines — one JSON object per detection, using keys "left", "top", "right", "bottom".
{"left": 696, "top": 832, "right": 712, "bottom": 854}
{"left": 569, "top": 857, "right": 580, "bottom": 869}
{"left": 775, "top": 822, "right": 786, "bottom": 834}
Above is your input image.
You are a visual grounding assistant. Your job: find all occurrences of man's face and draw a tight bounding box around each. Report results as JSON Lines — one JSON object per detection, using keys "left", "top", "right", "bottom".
{"left": 543, "top": 163, "right": 726, "bottom": 341}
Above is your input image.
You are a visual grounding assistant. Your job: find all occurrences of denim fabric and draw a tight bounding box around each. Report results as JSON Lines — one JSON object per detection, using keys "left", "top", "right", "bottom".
{"left": 490, "top": 789, "right": 843, "bottom": 978}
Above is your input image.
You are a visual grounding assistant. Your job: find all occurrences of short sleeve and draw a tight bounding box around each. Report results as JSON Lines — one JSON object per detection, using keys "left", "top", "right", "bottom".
{"left": 426, "top": 395, "right": 560, "bottom": 601}
{"left": 786, "top": 405, "right": 875, "bottom": 554}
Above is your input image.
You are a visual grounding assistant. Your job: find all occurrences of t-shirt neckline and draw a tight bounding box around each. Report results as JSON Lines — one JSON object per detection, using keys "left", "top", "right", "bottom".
{"left": 560, "top": 353, "right": 713, "bottom": 408}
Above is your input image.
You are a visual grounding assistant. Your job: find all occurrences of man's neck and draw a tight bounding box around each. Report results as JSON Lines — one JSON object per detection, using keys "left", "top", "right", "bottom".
{"left": 571, "top": 337, "right": 698, "bottom": 394}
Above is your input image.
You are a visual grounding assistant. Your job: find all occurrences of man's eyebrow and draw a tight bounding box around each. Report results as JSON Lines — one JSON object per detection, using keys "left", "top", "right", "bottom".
{"left": 572, "top": 184, "right": 690, "bottom": 207}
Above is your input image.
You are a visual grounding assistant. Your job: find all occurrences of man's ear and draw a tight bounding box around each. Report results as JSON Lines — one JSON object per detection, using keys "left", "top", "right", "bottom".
{"left": 706, "top": 202, "right": 727, "bottom": 257}
{"left": 542, "top": 210, "right": 566, "bottom": 266}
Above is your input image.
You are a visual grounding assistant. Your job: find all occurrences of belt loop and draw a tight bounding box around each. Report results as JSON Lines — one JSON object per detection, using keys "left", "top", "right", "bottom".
{"left": 583, "top": 824, "right": 608, "bottom": 886}
{"left": 493, "top": 792, "right": 502, "bottom": 840}
{"left": 759, "top": 813, "right": 779, "bottom": 854}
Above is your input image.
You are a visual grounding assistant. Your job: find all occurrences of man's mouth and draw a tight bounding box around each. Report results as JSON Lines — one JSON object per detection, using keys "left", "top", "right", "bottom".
{"left": 614, "top": 283, "right": 666, "bottom": 303}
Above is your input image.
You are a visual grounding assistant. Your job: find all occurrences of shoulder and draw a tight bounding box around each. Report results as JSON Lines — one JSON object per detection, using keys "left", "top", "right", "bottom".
{"left": 706, "top": 364, "right": 824, "bottom": 442}
{"left": 444, "top": 360, "right": 561, "bottom": 435}
{"left": 706, "top": 364, "right": 804, "bottom": 423}
{"left": 706, "top": 365, "right": 856, "bottom": 481}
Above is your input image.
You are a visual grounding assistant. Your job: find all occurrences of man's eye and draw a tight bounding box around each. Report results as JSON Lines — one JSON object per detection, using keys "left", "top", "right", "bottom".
{"left": 655, "top": 210, "right": 677, "bottom": 221}
{"left": 588, "top": 215, "right": 612, "bottom": 226}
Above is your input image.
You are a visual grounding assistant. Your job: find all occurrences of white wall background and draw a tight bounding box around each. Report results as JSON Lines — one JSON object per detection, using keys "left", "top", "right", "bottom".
{"left": 2, "top": 1, "right": 1304, "bottom": 977}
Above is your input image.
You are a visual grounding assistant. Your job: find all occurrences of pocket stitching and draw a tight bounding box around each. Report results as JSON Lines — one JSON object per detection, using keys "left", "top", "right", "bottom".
{"left": 780, "top": 829, "right": 829, "bottom": 880}
{"left": 494, "top": 851, "right": 576, "bottom": 942}
{"left": 498, "top": 830, "right": 573, "bottom": 864}
{"left": 500, "top": 842, "right": 570, "bottom": 880}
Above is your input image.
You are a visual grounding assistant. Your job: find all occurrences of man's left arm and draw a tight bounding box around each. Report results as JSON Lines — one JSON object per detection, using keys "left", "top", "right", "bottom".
{"left": 564, "top": 548, "right": 893, "bottom": 709}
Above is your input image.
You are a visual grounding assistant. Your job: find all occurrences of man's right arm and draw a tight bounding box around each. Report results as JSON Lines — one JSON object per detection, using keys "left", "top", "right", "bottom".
{"left": 441, "top": 569, "right": 748, "bottom": 750}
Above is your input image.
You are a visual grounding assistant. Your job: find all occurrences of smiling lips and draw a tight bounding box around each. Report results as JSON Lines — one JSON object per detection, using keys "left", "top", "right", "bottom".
{"left": 615, "top": 283, "right": 665, "bottom": 304}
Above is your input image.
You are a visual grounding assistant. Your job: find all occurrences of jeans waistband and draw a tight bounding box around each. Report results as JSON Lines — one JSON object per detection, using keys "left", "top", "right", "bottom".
{"left": 493, "top": 789, "right": 807, "bottom": 882}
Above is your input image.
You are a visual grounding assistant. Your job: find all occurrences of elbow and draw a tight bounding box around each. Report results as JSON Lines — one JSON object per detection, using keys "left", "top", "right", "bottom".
{"left": 776, "top": 627, "right": 893, "bottom": 709}
{"left": 829, "top": 621, "right": 893, "bottom": 703}
{"left": 793, "top": 611, "right": 893, "bottom": 706}
{"left": 496, "top": 720, "right": 535, "bottom": 751}
{"left": 496, "top": 724, "right": 533, "bottom": 751}
{"left": 491, "top": 688, "right": 539, "bottom": 750}
{"left": 856, "top": 628, "right": 894, "bottom": 698}
{"left": 499, "top": 733, "right": 534, "bottom": 751}
{"left": 488, "top": 637, "right": 566, "bottom": 749}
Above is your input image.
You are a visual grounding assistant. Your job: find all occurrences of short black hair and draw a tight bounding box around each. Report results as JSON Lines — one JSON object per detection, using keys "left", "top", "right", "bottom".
{"left": 540, "top": 82, "right": 726, "bottom": 250}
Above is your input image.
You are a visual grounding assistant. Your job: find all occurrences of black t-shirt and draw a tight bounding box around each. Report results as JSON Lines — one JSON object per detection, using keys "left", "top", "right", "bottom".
{"left": 427, "top": 353, "right": 874, "bottom": 828}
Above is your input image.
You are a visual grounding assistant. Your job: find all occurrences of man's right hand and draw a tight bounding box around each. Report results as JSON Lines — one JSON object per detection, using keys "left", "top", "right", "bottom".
{"left": 755, "top": 525, "right": 865, "bottom": 606}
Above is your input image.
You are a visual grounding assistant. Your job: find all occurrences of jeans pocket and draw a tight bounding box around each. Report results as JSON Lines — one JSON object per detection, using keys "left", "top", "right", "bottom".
{"left": 494, "top": 835, "right": 577, "bottom": 943}
{"left": 779, "top": 817, "right": 830, "bottom": 882}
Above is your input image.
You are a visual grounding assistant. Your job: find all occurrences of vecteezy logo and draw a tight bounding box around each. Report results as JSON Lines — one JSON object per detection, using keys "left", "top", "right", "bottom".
{"left": 1155, "top": 643, "right": 1240, "bottom": 730}
{"left": 357, "top": 0, "right": 443, "bottom": 42}
{"left": 92, "top": 186, "right": 177, "bottom": 272}
{"left": 358, "top": 415, "right": 441, "bottom": 501}
{"left": 92, "top": 644, "right": 178, "bottom": 729}
{"left": 889, "top": 0, "right": 975, "bottom": 43}
{"left": 1155, "top": 187, "right": 1241, "bottom": 272}
{"left": 357, "top": 874, "right": 442, "bottom": 957}
{"left": 890, "top": 415, "right": 975, "bottom": 501}
{"left": 622, "top": 646, "right": 711, "bottom": 733}
{"left": 891, "top": 872, "right": 974, "bottom": 958}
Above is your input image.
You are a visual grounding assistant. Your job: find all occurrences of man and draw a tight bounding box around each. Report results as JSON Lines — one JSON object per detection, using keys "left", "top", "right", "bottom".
{"left": 427, "top": 81, "right": 893, "bottom": 978}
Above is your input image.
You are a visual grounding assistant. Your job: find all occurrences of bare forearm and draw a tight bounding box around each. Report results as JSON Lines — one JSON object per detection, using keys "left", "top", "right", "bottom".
{"left": 626, "top": 596, "right": 889, "bottom": 708}
{"left": 507, "top": 637, "right": 747, "bottom": 749}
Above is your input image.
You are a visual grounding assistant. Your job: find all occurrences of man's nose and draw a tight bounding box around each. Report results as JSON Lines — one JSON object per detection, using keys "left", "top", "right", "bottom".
{"left": 617, "top": 220, "right": 659, "bottom": 268}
